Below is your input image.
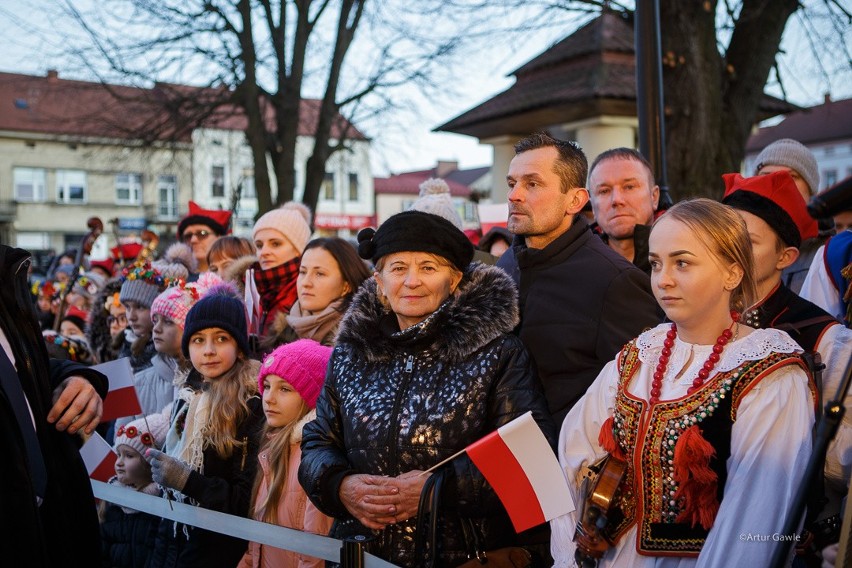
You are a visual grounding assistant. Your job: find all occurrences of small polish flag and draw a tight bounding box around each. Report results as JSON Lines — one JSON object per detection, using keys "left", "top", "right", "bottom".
{"left": 466, "top": 411, "right": 573, "bottom": 533}
{"left": 80, "top": 432, "right": 117, "bottom": 483}
{"left": 477, "top": 202, "right": 508, "bottom": 235}
{"left": 92, "top": 357, "right": 142, "bottom": 421}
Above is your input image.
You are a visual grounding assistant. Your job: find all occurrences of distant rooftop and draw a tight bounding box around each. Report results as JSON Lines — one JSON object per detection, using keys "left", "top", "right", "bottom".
{"left": 438, "top": 10, "right": 796, "bottom": 139}
{"left": 0, "top": 70, "right": 366, "bottom": 144}
{"left": 746, "top": 95, "right": 852, "bottom": 152}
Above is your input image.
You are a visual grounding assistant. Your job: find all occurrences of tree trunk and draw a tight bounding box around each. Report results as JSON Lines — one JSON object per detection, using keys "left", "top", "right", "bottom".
{"left": 660, "top": 0, "right": 799, "bottom": 201}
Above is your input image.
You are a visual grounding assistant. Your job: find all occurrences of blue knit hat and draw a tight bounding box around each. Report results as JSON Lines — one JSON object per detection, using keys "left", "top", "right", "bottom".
{"left": 181, "top": 283, "right": 250, "bottom": 357}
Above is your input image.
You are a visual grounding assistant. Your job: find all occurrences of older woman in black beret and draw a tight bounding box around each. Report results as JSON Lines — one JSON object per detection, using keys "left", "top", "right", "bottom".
{"left": 299, "top": 211, "right": 555, "bottom": 567}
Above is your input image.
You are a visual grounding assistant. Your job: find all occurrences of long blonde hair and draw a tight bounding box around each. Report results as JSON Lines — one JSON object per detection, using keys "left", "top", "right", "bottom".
{"left": 249, "top": 400, "right": 309, "bottom": 524}
{"left": 657, "top": 198, "right": 757, "bottom": 313}
{"left": 204, "top": 357, "right": 258, "bottom": 458}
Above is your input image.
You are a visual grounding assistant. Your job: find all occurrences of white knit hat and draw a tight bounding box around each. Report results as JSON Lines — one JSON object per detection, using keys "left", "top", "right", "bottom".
{"left": 754, "top": 138, "right": 820, "bottom": 196}
{"left": 252, "top": 202, "right": 313, "bottom": 253}
{"left": 114, "top": 412, "right": 169, "bottom": 463}
{"left": 410, "top": 178, "right": 463, "bottom": 230}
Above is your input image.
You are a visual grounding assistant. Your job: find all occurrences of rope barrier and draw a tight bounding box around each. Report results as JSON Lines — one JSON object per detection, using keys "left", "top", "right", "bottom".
{"left": 92, "top": 479, "right": 399, "bottom": 568}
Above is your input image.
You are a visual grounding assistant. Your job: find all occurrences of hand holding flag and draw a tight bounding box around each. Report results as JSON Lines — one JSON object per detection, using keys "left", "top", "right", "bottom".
{"left": 426, "top": 411, "right": 574, "bottom": 533}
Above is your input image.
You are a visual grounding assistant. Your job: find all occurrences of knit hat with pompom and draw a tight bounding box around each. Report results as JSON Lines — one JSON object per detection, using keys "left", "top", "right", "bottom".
{"left": 151, "top": 271, "right": 223, "bottom": 329}
{"left": 252, "top": 202, "right": 313, "bottom": 254}
{"left": 119, "top": 243, "right": 195, "bottom": 308}
{"left": 410, "top": 178, "right": 464, "bottom": 230}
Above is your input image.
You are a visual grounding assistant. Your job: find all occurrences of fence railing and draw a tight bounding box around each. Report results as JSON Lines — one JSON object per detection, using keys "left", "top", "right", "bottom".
{"left": 92, "top": 480, "right": 400, "bottom": 568}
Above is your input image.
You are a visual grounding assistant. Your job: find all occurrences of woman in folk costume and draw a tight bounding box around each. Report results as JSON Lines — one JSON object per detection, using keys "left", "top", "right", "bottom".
{"left": 551, "top": 199, "right": 817, "bottom": 567}
{"left": 245, "top": 202, "right": 312, "bottom": 346}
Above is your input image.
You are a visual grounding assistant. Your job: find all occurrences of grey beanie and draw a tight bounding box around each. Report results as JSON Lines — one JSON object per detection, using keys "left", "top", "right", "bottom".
{"left": 754, "top": 138, "right": 820, "bottom": 196}
{"left": 409, "top": 178, "right": 464, "bottom": 230}
{"left": 72, "top": 271, "right": 106, "bottom": 302}
{"left": 119, "top": 243, "right": 194, "bottom": 308}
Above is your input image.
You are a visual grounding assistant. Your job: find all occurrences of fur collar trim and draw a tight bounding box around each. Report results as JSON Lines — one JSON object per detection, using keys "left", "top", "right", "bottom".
{"left": 223, "top": 255, "right": 258, "bottom": 294}
{"left": 336, "top": 263, "right": 518, "bottom": 364}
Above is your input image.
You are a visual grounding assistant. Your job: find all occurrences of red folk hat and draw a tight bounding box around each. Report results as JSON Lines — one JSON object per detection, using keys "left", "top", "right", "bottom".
{"left": 177, "top": 201, "right": 232, "bottom": 238}
{"left": 722, "top": 171, "right": 818, "bottom": 248}
{"left": 110, "top": 242, "right": 145, "bottom": 262}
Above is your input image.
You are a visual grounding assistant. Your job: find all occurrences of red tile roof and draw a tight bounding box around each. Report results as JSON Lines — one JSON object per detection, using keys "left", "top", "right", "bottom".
{"left": 0, "top": 70, "right": 365, "bottom": 143}
{"left": 374, "top": 170, "right": 472, "bottom": 196}
{"left": 437, "top": 11, "right": 796, "bottom": 139}
{"left": 746, "top": 96, "right": 852, "bottom": 151}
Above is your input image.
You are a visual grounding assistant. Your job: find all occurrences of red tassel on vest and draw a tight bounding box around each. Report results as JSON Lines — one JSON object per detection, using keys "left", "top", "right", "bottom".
{"left": 598, "top": 416, "right": 625, "bottom": 460}
{"left": 673, "top": 425, "right": 719, "bottom": 530}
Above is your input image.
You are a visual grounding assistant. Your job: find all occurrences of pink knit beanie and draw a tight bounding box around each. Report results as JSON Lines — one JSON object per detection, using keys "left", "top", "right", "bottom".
{"left": 257, "top": 339, "right": 332, "bottom": 409}
{"left": 252, "top": 202, "right": 313, "bottom": 253}
{"left": 150, "top": 272, "right": 223, "bottom": 329}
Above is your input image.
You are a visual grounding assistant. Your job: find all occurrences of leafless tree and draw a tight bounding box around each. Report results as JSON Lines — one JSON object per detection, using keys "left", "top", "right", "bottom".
{"left": 50, "top": 0, "right": 488, "bottom": 217}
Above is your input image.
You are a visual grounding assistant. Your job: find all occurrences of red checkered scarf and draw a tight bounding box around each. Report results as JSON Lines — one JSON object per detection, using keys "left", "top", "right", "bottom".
{"left": 253, "top": 256, "right": 300, "bottom": 316}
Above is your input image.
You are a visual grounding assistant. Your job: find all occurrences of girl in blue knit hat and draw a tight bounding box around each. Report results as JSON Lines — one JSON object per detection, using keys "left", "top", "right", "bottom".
{"left": 238, "top": 339, "right": 334, "bottom": 568}
{"left": 146, "top": 283, "right": 264, "bottom": 568}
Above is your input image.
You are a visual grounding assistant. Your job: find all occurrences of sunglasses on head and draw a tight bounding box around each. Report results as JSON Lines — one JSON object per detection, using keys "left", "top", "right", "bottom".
{"left": 182, "top": 229, "right": 212, "bottom": 243}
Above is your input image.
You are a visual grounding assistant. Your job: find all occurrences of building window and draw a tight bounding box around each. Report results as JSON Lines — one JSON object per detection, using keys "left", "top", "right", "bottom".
{"left": 158, "top": 175, "right": 178, "bottom": 218}
{"left": 348, "top": 173, "right": 359, "bottom": 201}
{"left": 824, "top": 145, "right": 834, "bottom": 156}
{"left": 13, "top": 167, "right": 46, "bottom": 202}
{"left": 56, "top": 169, "right": 87, "bottom": 203}
{"left": 824, "top": 169, "right": 838, "bottom": 189}
{"left": 211, "top": 165, "right": 225, "bottom": 198}
{"left": 321, "top": 172, "right": 335, "bottom": 200}
{"left": 241, "top": 176, "right": 256, "bottom": 199}
{"left": 115, "top": 173, "right": 142, "bottom": 204}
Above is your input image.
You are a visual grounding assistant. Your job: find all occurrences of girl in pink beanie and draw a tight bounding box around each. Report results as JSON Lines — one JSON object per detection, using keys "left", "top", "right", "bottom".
{"left": 239, "top": 339, "right": 333, "bottom": 568}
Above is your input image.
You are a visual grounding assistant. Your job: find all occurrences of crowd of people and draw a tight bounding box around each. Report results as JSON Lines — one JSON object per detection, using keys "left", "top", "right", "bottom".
{"left": 2, "top": 132, "right": 851, "bottom": 568}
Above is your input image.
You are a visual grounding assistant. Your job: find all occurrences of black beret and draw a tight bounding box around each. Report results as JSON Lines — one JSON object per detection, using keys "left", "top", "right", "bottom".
{"left": 357, "top": 211, "right": 474, "bottom": 272}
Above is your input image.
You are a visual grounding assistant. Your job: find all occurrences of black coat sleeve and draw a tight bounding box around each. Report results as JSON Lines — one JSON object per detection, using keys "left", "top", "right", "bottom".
{"left": 446, "top": 335, "right": 556, "bottom": 518}
{"left": 298, "top": 349, "right": 357, "bottom": 519}
{"left": 180, "top": 397, "right": 265, "bottom": 516}
{"left": 49, "top": 358, "right": 109, "bottom": 399}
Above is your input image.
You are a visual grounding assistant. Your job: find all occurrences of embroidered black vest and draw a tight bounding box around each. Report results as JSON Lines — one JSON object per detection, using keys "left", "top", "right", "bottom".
{"left": 606, "top": 341, "right": 812, "bottom": 556}
{"left": 743, "top": 283, "right": 838, "bottom": 353}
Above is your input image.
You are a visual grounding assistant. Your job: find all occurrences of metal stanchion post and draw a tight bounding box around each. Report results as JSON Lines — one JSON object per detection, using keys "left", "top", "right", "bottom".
{"left": 341, "top": 535, "right": 370, "bottom": 568}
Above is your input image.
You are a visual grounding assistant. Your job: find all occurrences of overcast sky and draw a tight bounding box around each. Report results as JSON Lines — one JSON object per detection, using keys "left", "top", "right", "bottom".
{"left": 3, "top": 1, "right": 850, "bottom": 177}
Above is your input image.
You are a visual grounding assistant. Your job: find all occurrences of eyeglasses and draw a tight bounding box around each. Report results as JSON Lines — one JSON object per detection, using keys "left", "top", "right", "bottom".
{"left": 107, "top": 314, "right": 128, "bottom": 326}
{"left": 182, "top": 229, "right": 212, "bottom": 243}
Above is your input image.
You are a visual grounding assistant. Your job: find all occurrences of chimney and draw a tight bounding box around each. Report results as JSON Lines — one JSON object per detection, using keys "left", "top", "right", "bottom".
{"left": 46, "top": 69, "right": 59, "bottom": 83}
{"left": 824, "top": 93, "right": 831, "bottom": 105}
{"left": 435, "top": 160, "right": 459, "bottom": 177}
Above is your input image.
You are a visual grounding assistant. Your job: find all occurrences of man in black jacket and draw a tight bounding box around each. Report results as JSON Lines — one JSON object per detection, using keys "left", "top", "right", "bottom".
{"left": 0, "top": 244, "right": 108, "bottom": 567}
{"left": 497, "top": 133, "right": 660, "bottom": 424}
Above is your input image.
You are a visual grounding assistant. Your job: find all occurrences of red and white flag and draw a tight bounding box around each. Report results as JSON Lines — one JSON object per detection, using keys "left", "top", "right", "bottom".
{"left": 93, "top": 357, "right": 142, "bottom": 421}
{"left": 466, "top": 411, "right": 573, "bottom": 533}
{"left": 80, "top": 432, "right": 117, "bottom": 483}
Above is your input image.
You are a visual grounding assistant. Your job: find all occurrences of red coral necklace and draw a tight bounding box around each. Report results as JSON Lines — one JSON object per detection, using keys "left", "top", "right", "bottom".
{"left": 650, "top": 310, "right": 740, "bottom": 405}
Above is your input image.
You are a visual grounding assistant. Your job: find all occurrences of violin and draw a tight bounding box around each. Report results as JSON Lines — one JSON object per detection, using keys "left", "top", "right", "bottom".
{"left": 53, "top": 217, "right": 103, "bottom": 329}
{"left": 574, "top": 454, "right": 627, "bottom": 567}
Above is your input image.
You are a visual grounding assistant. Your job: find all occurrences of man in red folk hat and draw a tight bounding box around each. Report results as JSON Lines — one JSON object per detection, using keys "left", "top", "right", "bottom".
{"left": 177, "top": 201, "right": 232, "bottom": 275}
{"left": 722, "top": 170, "right": 852, "bottom": 555}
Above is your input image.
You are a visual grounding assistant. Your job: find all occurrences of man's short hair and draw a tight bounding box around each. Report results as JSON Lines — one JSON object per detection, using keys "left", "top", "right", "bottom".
{"left": 514, "top": 132, "right": 587, "bottom": 194}
{"left": 588, "top": 147, "right": 656, "bottom": 190}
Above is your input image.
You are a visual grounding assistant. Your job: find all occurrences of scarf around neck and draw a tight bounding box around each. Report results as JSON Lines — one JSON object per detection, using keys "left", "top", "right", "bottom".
{"left": 286, "top": 298, "right": 343, "bottom": 343}
{"left": 253, "top": 257, "right": 300, "bottom": 315}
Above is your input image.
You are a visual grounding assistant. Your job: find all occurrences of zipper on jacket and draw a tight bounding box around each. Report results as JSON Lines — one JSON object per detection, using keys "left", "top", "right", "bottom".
{"left": 240, "top": 436, "right": 248, "bottom": 470}
{"left": 404, "top": 355, "right": 414, "bottom": 373}
{"left": 387, "top": 352, "right": 416, "bottom": 477}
